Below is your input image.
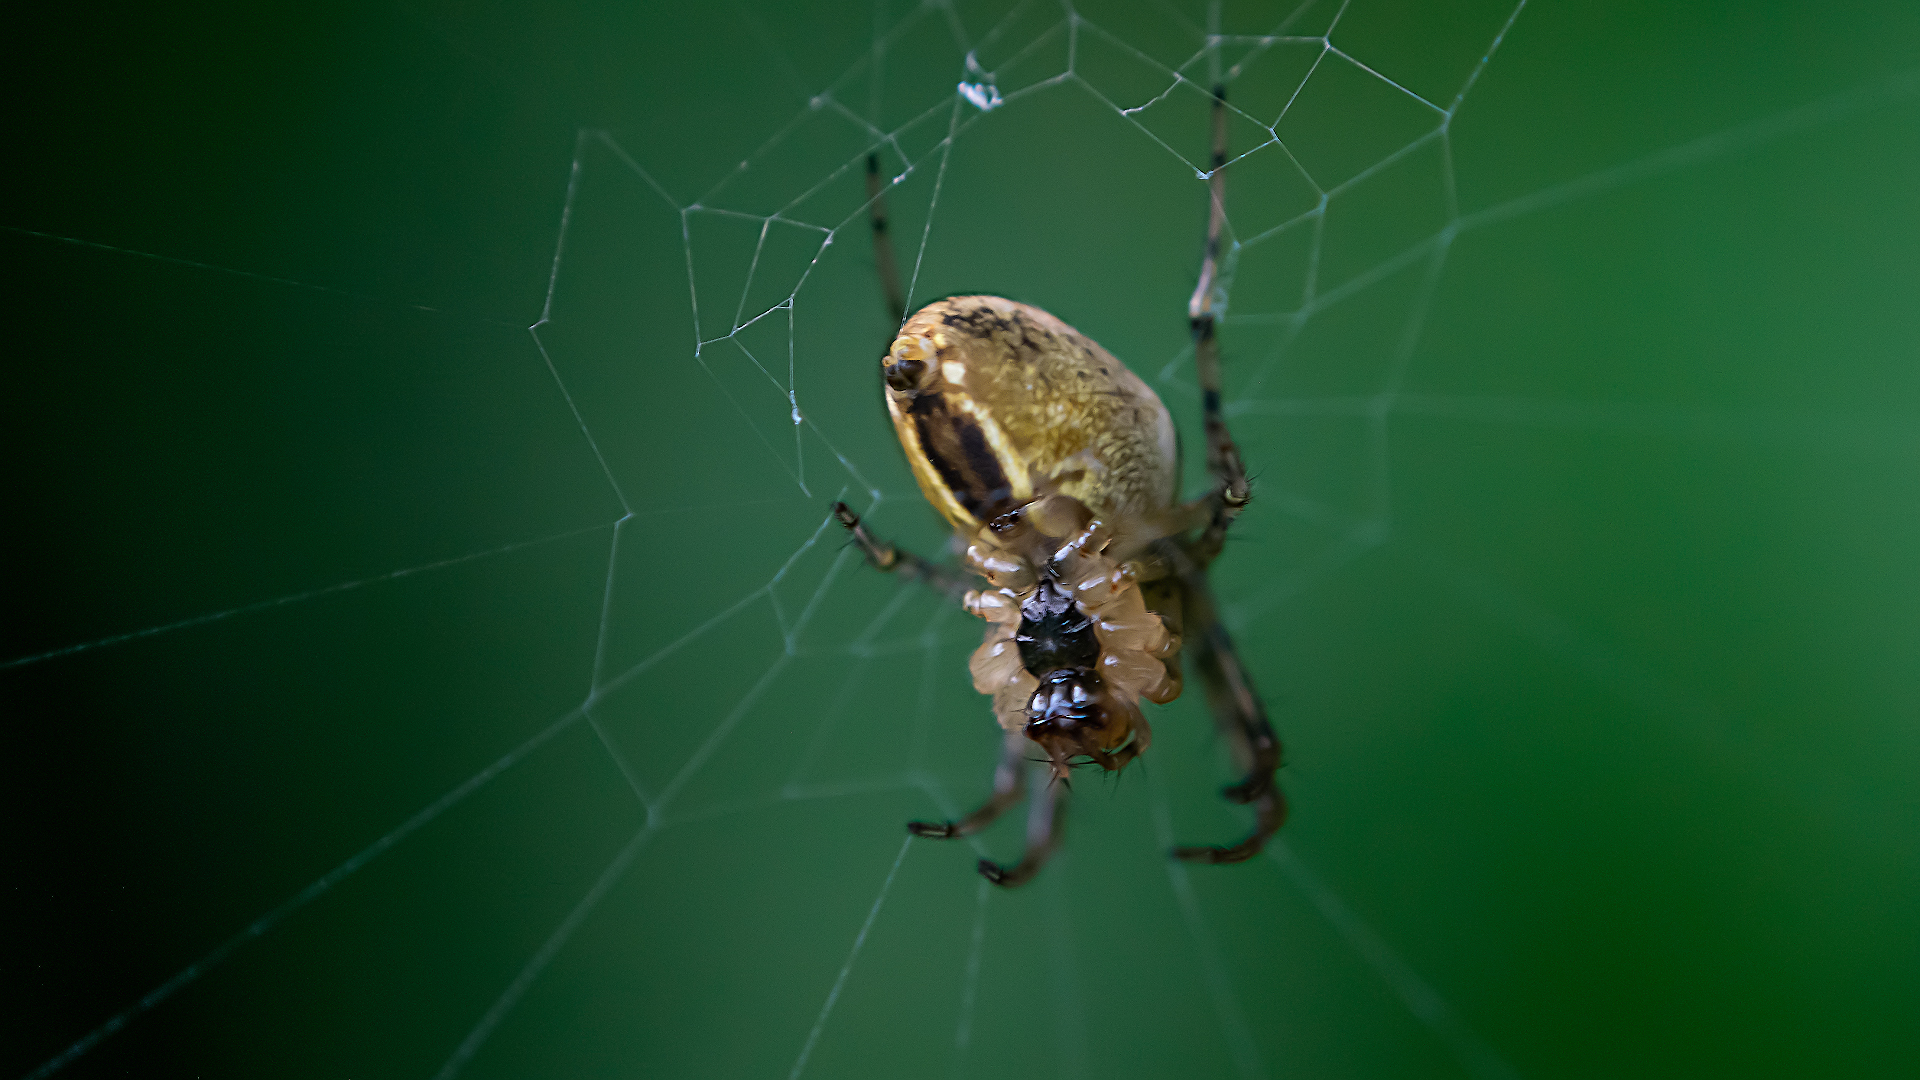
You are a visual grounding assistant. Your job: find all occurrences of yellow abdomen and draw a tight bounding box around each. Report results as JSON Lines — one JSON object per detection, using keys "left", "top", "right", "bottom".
{"left": 879, "top": 296, "right": 1177, "bottom": 535}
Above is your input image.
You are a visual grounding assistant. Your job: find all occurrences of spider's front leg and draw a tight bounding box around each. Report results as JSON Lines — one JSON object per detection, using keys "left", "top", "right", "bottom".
{"left": 906, "top": 693, "right": 1067, "bottom": 888}
{"left": 977, "top": 765, "right": 1069, "bottom": 888}
{"left": 1187, "top": 83, "right": 1253, "bottom": 569}
{"left": 832, "top": 502, "right": 972, "bottom": 602}
{"left": 838, "top": 504, "right": 1062, "bottom": 885}
{"left": 1174, "top": 621, "right": 1285, "bottom": 863}
{"left": 908, "top": 728, "right": 1025, "bottom": 839}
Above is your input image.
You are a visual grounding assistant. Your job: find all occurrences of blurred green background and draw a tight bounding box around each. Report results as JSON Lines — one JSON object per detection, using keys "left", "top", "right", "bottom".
{"left": 6, "top": 1, "right": 1918, "bottom": 1077}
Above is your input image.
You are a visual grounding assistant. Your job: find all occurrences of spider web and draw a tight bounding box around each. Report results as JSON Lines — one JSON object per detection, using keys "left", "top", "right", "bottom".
{"left": 9, "top": 1, "right": 1920, "bottom": 1078}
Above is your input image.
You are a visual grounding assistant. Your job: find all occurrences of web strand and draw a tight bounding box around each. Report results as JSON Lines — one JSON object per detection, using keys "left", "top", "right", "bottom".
{"left": 0, "top": 225, "right": 515, "bottom": 327}
{"left": 20, "top": 704, "right": 590, "bottom": 1080}
{"left": 950, "top": 878, "right": 991, "bottom": 1069}
{"left": 432, "top": 826, "right": 658, "bottom": 1080}
{"left": 787, "top": 835, "right": 915, "bottom": 1080}
{"left": 20, "top": 2, "right": 1912, "bottom": 1075}
{"left": 1268, "top": 842, "right": 1524, "bottom": 1080}
{"left": 2, "top": 523, "right": 614, "bottom": 671}
{"left": 1146, "top": 761, "right": 1269, "bottom": 1080}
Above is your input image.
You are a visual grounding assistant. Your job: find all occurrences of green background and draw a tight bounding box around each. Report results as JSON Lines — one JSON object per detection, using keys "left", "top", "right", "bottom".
{"left": 6, "top": 1, "right": 1918, "bottom": 1077}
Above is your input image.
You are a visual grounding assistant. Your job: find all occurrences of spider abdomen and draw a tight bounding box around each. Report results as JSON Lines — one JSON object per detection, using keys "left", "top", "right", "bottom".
{"left": 881, "top": 296, "right": 1178, "bottom": 535}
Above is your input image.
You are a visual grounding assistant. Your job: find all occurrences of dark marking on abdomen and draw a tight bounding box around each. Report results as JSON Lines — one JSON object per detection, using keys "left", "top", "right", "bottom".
{"left": 910, "top": 393, "right": 1015, "bottom": 520}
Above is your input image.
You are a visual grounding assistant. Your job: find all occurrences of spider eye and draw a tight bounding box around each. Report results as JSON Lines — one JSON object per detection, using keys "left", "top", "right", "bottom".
{"left": 986, "top": 507, "right": 1023, "bottom": 534}
{"left": 883, "top": 353, "right": 925, "bottom": 392}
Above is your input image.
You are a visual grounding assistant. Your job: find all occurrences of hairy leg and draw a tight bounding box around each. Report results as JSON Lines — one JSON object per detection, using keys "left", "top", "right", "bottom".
{"left": 1169, "top": 563, "right": 1286, "bottom": 864}
{"left": 834, "top": 501, "right": 973, "bottom": 602}
{"left": 1188, "top": 85, "right": 1252, "bottom": 568}
{"left": 978, "top": 764, "right": 1069, "bottom": 887}
{"left": 908, "top": 729, "right": 1026, "bottom": 839}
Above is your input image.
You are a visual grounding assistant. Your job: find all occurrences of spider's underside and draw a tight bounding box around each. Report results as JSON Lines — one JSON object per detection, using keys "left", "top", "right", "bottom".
{"left": 836, "top": 85, "right": 1282, "bottom": 887}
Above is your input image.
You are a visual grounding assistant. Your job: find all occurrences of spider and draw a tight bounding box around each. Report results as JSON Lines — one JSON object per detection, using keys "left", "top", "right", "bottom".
{"left": 835, "top": 85, "right": 1282, "bottom": 887}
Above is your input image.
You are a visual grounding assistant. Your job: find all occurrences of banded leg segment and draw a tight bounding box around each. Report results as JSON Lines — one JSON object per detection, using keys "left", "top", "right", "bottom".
{"left": 978, "top": 765, "right": 1069, "bottom": 888}
{"left": 866, "top": 154, "right": 907, "bottom": 328}
{"left": 1174, "top": 619, "right": 1285, "bottom": 863}
{"left": 908, "top": 729, "right": 1026, "bottom": 839}
{"left": 833, "top": 502, "right": 973, "bottom": 602}
{"left": 1169, "top": 558, "right": 1286, "bottom": 864}
{"left": 1188, "top": 85, "right": 1251, "bottom": 568}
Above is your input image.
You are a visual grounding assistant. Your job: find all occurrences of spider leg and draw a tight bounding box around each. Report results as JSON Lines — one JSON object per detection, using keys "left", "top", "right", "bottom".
{"left": 908, "top": 729, "right": 1026, "bottom": 838}
{"left": 1169, "top": 566, "right": 1286, "bottom": 865}
{"left": 833, "top": 501, "right": 973, "bottom": 602}
{"left": 978, "top": 763, "right": 1069, "bottom": 888}
{"left": 1187, "top": 84, "right": 1251, "bottom": 569}
{"left": 866, "top": 153, "right": 907, "bottom": 328}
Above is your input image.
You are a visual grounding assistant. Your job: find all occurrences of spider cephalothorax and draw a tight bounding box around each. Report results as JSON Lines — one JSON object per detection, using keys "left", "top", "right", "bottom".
{"left": 837, "top": 87, "right": 1282, "bottom": 887}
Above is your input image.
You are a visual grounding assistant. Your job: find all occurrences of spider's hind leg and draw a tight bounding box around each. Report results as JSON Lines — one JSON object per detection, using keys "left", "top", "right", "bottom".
{"left": 833, "top": 502, "right": 972, "bottom": 602}
{"left": 1172, "top": 574, "right": 1286, "bottom": 865}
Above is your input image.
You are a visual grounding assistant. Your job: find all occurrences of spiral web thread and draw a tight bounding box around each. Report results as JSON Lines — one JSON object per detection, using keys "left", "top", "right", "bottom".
{"left": 14, "top": 1, "right": 1920, "bottom": 1078}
